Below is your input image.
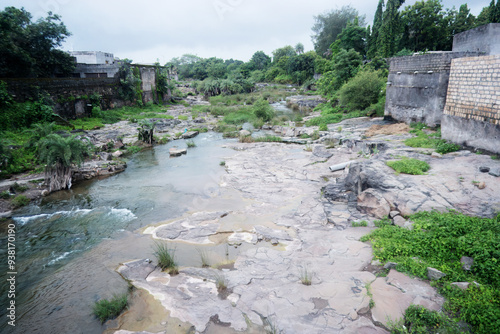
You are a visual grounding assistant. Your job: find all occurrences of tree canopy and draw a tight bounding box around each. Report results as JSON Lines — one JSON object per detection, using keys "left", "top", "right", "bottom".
{"left": 0, "top": 6, "right": 74, "bottom": 78}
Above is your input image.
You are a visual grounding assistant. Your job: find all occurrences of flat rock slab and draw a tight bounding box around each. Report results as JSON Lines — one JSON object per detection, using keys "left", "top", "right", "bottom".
{"left": 371, "top": 270, "right": 444, "bottom": 326}
{"left": 182, "top": 130, "right": 199, "bottom": 139}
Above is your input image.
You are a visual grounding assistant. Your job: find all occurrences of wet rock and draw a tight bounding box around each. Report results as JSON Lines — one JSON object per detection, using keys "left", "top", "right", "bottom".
{"left": 227, "top": 232, "right": 257, "bottom": 245}
{"left": 254, "top": 225, "right": 293, "bottom": 242}
{"left": 0, "top": 211, "right": 12, "bottom": 219}
{"left": 489, "top": 167, "right": 500, "bottom": 177}
{"left": 479, "top": 166, "right": 490, "bottom": 173}
{"left": 239, "top": 130, "right": 251, "bottom": 137}
{"left": 460, "top": 256, "right": 474, "bottom": 271}
{"left": 182, "top": 130, "right": 199, "bottom": 139}
{"left": 427, "top": 267, "right": 446, "bottom": 280}
{"left": 357, "top": 188, "right": 390, "bottom": 219}
{"left": 169, "top": 148, "right": 187, "bottom": 157}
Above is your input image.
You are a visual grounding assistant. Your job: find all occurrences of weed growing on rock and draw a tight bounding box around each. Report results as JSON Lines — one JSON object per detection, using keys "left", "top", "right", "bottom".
{"left": 264, "top": 316, "right": 283, "bottom": 334}
{"left": 197, "top": 248, "right": 210, "bottom": 268}
{"left": 405, "top": 123, "right": 460, "bottom": 154}
{"left": 153, "top": 242, "right": 178, "bottom": 275}
{"left": 361, "top": 210, "right": 500, "bottom": 333}
{"left": 12, "top": 195, "right": 29, "bottom": 208}
{"left": 219, "top": 161, "right": 226, "bottom": 166}
{"left": 254, "top": 135, "right": 282, "bottom": 143}
{"left": 352, "top": 221, "right": 368, "bottom": 227}
{"left": 93, "top": 293, "right": 128, "bottom": 323}
{"left": 319, "top": 123, "right": 328, "bottom": 131}
{"left": 299, "top": 266, "right": 312, "bottom": 286}
{"left": 186, "top": 140, "right": 196, "bottom": 148}
{"left": 386, "top": 157, "right": 430, "bottom": 175}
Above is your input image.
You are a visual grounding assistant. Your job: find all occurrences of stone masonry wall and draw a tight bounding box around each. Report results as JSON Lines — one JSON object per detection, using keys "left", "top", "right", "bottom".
{"left": 385, "top": 52, "right": 480, "bottom": 126}
{"left": 442, "top": 55, "right": 500, "bottom": 153}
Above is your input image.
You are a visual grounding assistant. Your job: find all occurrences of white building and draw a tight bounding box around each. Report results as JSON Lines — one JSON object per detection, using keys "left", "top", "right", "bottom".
{"left": 69, "top": 51, "right": 115, "bottom": 65}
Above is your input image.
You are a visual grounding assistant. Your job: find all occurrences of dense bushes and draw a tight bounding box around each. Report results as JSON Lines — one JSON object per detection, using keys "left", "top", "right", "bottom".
{"left": 338, "top": 69, "right": 386, "bottom": 110}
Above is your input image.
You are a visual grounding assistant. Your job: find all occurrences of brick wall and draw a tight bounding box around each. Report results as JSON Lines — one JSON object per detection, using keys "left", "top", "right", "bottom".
{"left": 442, "top": 55, "right": 500, "bottom": 153}
{"left": 444, "top": 55, "right": 500, "bottom": 125}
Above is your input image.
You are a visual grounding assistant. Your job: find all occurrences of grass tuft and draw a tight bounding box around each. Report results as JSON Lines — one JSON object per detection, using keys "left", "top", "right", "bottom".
{"left": 299, "top": 266, "right": 312, "bottom": 286}
{"left": 153, "top": 242, "right": 178, "bottom": 275}
{"left": 93, "top": 293, "right": 128, "bottom": 323}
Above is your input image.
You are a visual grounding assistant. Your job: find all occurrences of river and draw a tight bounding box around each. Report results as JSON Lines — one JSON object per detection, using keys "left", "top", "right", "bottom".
{"left": 0, "top": 132, "right": 237, "bottom": 334}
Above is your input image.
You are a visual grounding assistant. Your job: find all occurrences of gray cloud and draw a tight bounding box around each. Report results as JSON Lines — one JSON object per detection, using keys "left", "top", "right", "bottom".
{"left": 4, "top": 0, "right": 490, "bottom": 63}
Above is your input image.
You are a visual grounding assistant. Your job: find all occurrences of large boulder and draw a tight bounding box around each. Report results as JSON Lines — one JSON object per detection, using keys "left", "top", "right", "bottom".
{"left": 357, "top": 188, "right": 390, "bottom": 219}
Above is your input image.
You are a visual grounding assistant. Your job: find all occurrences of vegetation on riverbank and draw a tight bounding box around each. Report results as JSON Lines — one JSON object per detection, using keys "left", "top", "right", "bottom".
{"left": 93, "top": 293, "right": 128, "bottom": 323}
{"left": 361, "top": 211, "right": 500, "bottom": 333}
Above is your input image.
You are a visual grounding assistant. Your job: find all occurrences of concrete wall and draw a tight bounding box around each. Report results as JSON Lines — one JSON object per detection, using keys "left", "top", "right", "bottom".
{"left": 74, "top": 63, "right": 120, "bottom": 78}
{"left": 69, "top": 51, "right": 115, "bottom": 65}
{"left": 442, "top": 55, "right": 500, "bottom": 153}
{"left": 139, "top": 67, "right": 156, "bottom": 103}
{"left": 385, "top": 52, "right": 479, "bottom": 126}
{"left": 452, "top": 23, "right": 500, "bottom": 56}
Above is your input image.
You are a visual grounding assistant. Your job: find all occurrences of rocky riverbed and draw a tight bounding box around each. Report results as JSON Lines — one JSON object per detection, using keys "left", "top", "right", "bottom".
{"left": 108, "top": 117, "right": 500, "bottom": 334}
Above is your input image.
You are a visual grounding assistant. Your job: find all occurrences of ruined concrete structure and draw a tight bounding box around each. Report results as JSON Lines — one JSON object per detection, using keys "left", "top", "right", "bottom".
{"left": 385, "top": 23, "right": 500, "bottom": 154}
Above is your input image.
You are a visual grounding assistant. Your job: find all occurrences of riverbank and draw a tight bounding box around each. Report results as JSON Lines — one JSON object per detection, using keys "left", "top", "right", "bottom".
{"left": 108, "top": 116, "right": 500, "bottom": 333}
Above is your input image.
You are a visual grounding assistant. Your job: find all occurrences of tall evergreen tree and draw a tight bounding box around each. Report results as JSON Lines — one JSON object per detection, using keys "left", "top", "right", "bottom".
{"left": 367, "top": 0, "right": 384, "bottom": 59}
{"left": 378, "top": 0, "right": 405, "bottom": 57}
{"left": 452, "top": 4, "right": 476, "bottom": 34}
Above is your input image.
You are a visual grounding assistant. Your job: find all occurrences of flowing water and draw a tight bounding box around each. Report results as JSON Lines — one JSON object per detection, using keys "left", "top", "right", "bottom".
{"left": 0, "top": 132, "right": 242, "bottom": 334}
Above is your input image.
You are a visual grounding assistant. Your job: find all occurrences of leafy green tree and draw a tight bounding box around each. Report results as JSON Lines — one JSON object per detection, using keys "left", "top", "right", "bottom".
{"left": 378, "top": 0, "right": 405, "bottom": 57}
{"left": 295, "top": 43, "right": 305, "bottom": 54}
{"left": 312, "top": 6, "right": 364, "bottom": 57}
{"left": 252, "top": 99, "right": 274, "bottom": 122}
{"left": 490, "top": 0, "right": 499, "bottom": 23}
{"left": 367, "top": 0, "right": 385, "bottom": 59}
{"left": 336, "top": 17, "right": 367, "bottom": 55}
{"left": 332, "top": 48, "right": 363, "bottom": 90}
{"left": 272, "top": 45, "right": 296, "bottom": 64}
{"left": 476, "top": 5, "right": 492, "bottom": 26}
{"left": 0, "top": 7, "right": 74, "bottom": 78}
{"left": 37, "top": 134, "right": 92, "bottom": 192}
{"left": 400, "top": 0, "right": 451, "bottom": 52}
{"left": 250, "top": 51, "right": 271, "bottom": 71}
{"left": 285, "top": 51, "right": 317, "bottom": 84}
{"left": 117, "top": 59, "right": 141, "bottom": 102}
{"left": 338, "top": 69, "right": 386, "bottom": 110}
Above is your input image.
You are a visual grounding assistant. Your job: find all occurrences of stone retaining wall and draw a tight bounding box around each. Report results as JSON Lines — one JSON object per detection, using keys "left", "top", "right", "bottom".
{"left": 442, "top": 55, "right": 500, "bottom": 153}
{"left": 385, "top": 52, "right": 479, "bottom": 126}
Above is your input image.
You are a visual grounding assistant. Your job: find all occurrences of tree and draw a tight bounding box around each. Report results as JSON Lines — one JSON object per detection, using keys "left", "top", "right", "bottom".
{"left": 400, "top": 0, "right": 450, "bottom": 52}
{"left": 336, "top": 17, "right": 367, "bottom": 55}
{"left": 332, "top": 48, "right": 363, "bottom": 90}
{"left": 117, "top": 59, "right": 141, "bottom": 102}
{"left": 295, "top": 43, "right": 305, "bottom": 54}
{"left": 367, "top": 0, "right": 385, "bottom": 59}
{"left": 250, "top": 51, "right": 271, "bottom": 71}
{"left": 0, "top": 7, "right": 74, "bottom": 78}
{"left": 37, "top": 134, "right": 91, "bottom": 192}
{"left": 451, "top": 4, "right": 475, "bottom": 35}
{"left": 272, "top": 45, "right": 296, "bottom": 64}
{"left": 311, "top": 6, "right": 364, "bottom": 57}
{"left": 378, "top": 0, "right": 405, "bottom": 57}
{"left": 476, "top": 6, "right": 492, "bottom": 26}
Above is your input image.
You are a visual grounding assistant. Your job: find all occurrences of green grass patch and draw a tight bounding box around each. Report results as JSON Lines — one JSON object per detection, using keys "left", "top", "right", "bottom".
{"left": 223, "top": 108, "right": 256, "bottom": 125}
{"left": 361, "top": 210, "right": 500, "bottom": 333}
{"left": 93, "top": 293, "right": 128, "bottom": 323}
{"left": 352, "top": 221, "right": 368, "bottom": 227}
{"left": 386, "top": 157, "right": 430, "bottom": 175}
{"left": 178, "top": 115, "right": 188, "bottom": 121}
{"left": 405, "top": 124, "right": 460, "bottom": 154}
{"left": 254, "top": 135, "right": 282, "bottom": 142}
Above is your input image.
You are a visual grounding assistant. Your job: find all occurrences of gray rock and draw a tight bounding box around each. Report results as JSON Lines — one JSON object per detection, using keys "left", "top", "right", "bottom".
{"left": 329, "top": 161, "right": 356, "bottom": 172}
{"left": 357, "top": 188, "right": 390, "bottom": 219}
{"left": 0, "top": 211, "right": 12, "bottom": 219}
{"left": 460, "top": 256, "right": 474, "bottom": 271}
{"left": 393, "top": 215, "right": 407, "bottom": 228}
{"left": 384, "top": 262, "right": 398, "bottom": 270}
{"left": 182, "top": 131, "right": 199, "bottom": 139}
{"left": 254, "top": 225, "right": 293, "bottom": 241}
{"left": 451, "top": 282, "right": 470, "bottom": 290}
{"left": 489, "top": 167, "right": 500, "bottom": 177}
{"left": 427, "top": 267, "right": 446, "bottom": 280}
{"left": 312, "top": 145, "right": 334, "bottom": 159}
{"left": 431, "top": 152, "right": 442, "bottom": 158}
{"left": 239, "top": 130, "right": 251, "bottom": 137}
{"left": 389, "top": 211, "right": 400, "bottom": 218}
{"left": 112, "top": 150, "right": 123, "bottom": 158}
{"left": 169, "top": 148, "right": 187, "bottom": 157}
{"left": 479, "top": 166, "right": 490, "bottom": 173}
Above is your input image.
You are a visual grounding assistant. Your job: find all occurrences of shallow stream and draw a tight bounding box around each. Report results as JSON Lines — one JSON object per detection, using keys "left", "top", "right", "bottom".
{"left": 0, "top": 133, "right": 243, "bottom": 334}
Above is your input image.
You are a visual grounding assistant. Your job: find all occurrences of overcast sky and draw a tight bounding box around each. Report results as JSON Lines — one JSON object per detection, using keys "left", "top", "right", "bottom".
{"left": 4, "top": 0, "right": 490, "bottom": 64}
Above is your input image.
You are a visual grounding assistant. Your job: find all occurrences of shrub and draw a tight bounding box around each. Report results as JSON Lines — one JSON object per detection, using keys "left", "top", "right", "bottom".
{"left": 386, "top": 157, "right": 430, "bottom": 175}
{"left": 12, "top": 195, "right": 30, "bottom": 208}
{"left": 186, "top": 140, "right": 196, "bottom": 148}
{"left": 435, "top": 141, "right": 461, "bottom": 154}
{"left": 352, "top": 221, "right": 368, "bottom": 227}
{"left": 319, "top": 123, "right": 328, "bottom": 131}
{"left": 93, "top": 293, "right": 128, "bottom": 323}
{"left": 252, "top": 99, "right": 274, "bottom": 122}
{"left": 338, "top": 69, "right": 386, "bottom": 111}
{"left": 254, "top": 135, "right": 282, "bottom": 142}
